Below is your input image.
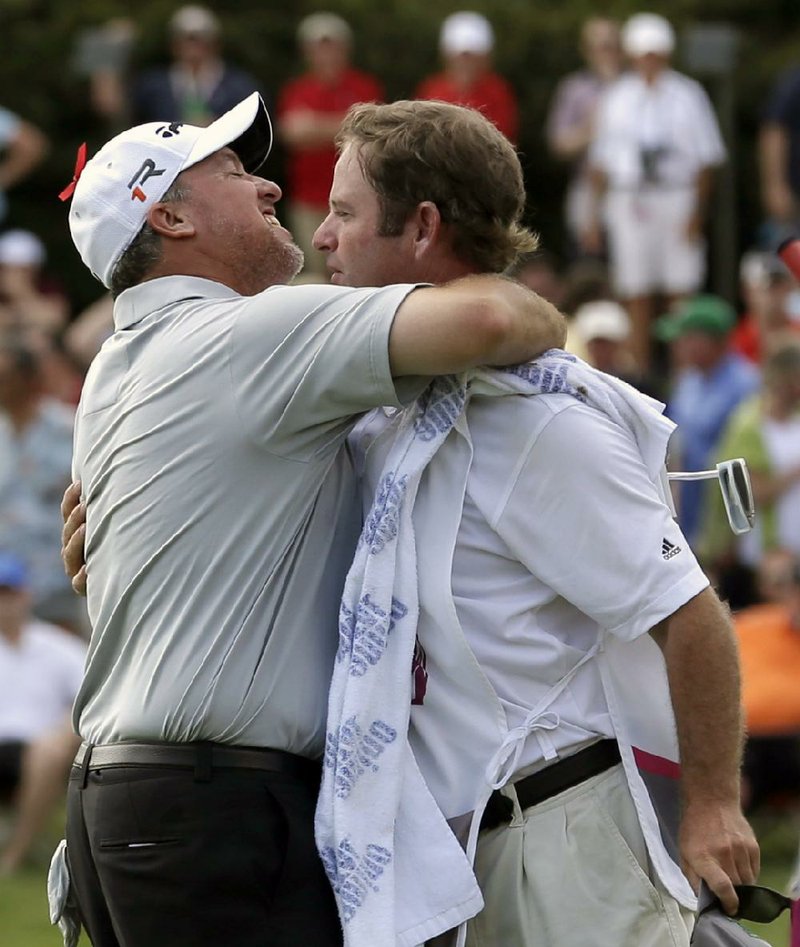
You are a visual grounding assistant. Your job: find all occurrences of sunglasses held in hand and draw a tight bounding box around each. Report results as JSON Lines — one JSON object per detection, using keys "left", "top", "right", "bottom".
{"left": 692, "top": 882, "right": 794, "bottom": 946}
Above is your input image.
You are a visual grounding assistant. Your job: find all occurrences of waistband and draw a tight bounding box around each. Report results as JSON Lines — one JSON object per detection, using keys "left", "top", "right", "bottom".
{"left": 71, "top": 741, "right": 321, "bottom": 785}
{"left": 480, "top": 738, "right": 621, "bottom": 832}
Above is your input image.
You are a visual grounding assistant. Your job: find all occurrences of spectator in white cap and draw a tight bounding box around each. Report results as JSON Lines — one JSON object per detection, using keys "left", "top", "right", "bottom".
{"left": 573, "top": 297, "right": 662, "bottom": 396}
{"left": 416, "top": 10, "right": 518, "bottom": 142}
{"left": 277, "top": 12, "right": 383, "bottom": 282}
{"left": 52, "top": 91, "right": 565, "bottom": 947}
{"left": 574, "top": 297, "right": 631, "bottom": 357}
{"left": 0, "top": 229, "right": 69, "bottom": 335}
{"left": 126, "top": 4, "right": 261, "bottom": 126}
{"left": 585, "top": 11, "right": 727, "bottom": 373}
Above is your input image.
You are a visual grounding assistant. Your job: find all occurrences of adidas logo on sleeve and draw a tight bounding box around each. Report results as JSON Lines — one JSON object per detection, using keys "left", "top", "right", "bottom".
{"left": 661, "top": 538, "right": 682, "bottom": 560}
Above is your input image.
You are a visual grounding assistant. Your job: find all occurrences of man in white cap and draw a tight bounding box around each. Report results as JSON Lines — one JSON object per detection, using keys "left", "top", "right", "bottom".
{"left": 416, "top": 11, "right": 518, "bottom": 142}
{"left": 130, "top": 5, "right": 262, "bottom": 126}
{"left": 573, "top": 296, "right": 661, "bottom": 395}
{"left": 277, "top": 13, "right": 382, "bottom": 282}
{"left": 585, "top": 12, "right": 727, "bottom": 372}
{"left": 53, "top": 93, "right": 564, "bottom": 947}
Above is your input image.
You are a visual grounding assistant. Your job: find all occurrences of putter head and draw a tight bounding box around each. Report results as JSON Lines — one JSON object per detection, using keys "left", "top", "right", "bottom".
{"left": 716, "top": 458, "right": 755, "bottom": 535}
{"left": 667, "top": 457, "right": 755, "bottom": 535}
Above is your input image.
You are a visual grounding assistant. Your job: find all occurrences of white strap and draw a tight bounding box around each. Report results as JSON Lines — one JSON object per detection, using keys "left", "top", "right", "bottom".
{"left": 453, "top": 640, "right": 604, "bottom": 947}
{"left": 484, "top": 640, "right": 602, "bottom": 792}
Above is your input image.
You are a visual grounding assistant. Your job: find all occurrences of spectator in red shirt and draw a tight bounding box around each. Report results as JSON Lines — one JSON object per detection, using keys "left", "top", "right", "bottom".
{"left": 415, "top": 11, "right": 518, "bottom": 144}
{"left": 277, "top": 13, "right": 383, "bottom": 283}
{"left": 732, "top": 249, "right": 800, "bottom": 364}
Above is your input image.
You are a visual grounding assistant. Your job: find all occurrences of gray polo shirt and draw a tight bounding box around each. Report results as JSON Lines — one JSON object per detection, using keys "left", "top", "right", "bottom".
{"left": 72, "top": 275, "right": 423, "bottom": 756}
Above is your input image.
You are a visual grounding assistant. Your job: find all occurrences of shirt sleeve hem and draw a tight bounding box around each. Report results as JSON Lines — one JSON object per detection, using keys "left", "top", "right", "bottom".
{"left": 606, "top": 570, "right": 710, "bottom": 642}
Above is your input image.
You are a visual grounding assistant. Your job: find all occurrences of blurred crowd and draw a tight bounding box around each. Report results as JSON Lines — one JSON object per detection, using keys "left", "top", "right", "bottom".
{"left": 2, "top": 4, "right": 800, "bottom": 872}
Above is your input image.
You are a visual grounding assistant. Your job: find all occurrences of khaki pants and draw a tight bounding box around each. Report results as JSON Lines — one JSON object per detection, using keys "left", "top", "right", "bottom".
{"left": 466, "top": 764, "right": 694, "bottom": 947}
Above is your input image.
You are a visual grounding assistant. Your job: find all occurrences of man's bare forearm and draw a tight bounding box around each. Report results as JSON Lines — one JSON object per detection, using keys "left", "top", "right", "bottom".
{"left": 479, "top": 276, "right": 567, "bottom": 366}
{"left": 658, "top": 587, "right": 744, "bottom": 804}
{"left": 654, "top": 587, "right": 759, "bottom": 912}
{"left": 389, "top": 274, "right": 566, "bottom": 376}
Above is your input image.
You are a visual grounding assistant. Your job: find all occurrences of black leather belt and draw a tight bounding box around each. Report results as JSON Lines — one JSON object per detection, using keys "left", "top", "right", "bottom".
{"left": 480, "top": 738, "right": 621, "bottom": 831}
{"left": 71, "top": 741, "right": 320, "bottom": 784}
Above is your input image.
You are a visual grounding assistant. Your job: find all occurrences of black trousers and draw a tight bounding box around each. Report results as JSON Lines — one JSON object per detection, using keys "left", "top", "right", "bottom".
{"left": 65, "top": 760, "right": 342, "bottom": 947}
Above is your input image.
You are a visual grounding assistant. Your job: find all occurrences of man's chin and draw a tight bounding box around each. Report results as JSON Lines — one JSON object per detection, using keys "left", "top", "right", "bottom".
{"left": 277, "top": 243, "right": 304, "bottom": 284}
{"left": 288, "top": 244, "right": 305, "bottom": 280}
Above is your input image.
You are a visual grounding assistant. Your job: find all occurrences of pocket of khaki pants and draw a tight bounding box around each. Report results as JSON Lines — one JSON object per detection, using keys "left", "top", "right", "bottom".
{"left": 588, "top": 775, "right": 663, "bottom": 911}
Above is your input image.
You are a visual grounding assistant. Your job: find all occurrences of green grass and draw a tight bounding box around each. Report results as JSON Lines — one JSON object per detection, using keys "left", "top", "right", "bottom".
{"left": 1, "top": 865, "right": 65, "bottom": 947}
{"left": 739, "top": 810, "right": 799, "bottom": 947}
{"left": 1, "top": 811, "right": 797, "bottom": 946}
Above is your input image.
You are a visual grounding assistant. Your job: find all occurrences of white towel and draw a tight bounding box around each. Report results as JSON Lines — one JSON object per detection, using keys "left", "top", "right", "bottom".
{"left": 315, "top": 350, "right": 676, "bottom": 947}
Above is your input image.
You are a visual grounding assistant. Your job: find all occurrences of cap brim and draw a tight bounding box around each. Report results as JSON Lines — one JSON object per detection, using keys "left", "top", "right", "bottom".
{"left": 184, "top": 92, "right": 272, "bottom": 176}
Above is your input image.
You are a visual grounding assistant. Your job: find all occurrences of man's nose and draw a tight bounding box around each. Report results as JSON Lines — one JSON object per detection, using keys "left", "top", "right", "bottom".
{"left": 255, "top": 177, "right": 282, "bottom": 202}
{"left": 312, "top": 215, "right": 334, "bottom": 251}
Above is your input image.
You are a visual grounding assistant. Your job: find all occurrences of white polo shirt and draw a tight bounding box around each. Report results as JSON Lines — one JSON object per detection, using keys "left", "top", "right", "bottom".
{"left": 447, "top": 392, "right": 708, "bottom": 783}
{"left": 0, "top": 620, "right": 86, "bottom": 743}
{"left": 72, "top": 275, "right": 424, "bottom": 756}
{"left": 590, "top": 69, "right": 726, "bottom": 189}
{"left": 359, "top": 389, "right": 708, "bottom": 816}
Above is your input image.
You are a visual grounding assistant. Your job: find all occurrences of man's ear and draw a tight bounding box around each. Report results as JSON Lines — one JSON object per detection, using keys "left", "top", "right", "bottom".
{"left": 410, "top": 201, "right": 443, "bottom": 258}
{"left": 147, "top": 199, "right": 196, "bottom": 240}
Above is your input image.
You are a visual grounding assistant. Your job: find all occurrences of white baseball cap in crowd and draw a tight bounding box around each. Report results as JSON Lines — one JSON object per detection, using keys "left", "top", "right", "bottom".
{"left": 61, "top": 92, "right": 272, "bottom": 289}
{"left": 169, "top": 5, "right": 220, "bottom": 37}
{"left": 0, "top": 228, "right": 46, "bottom": 267}
{"left": 622, "top": 12, "right": 675, "bottom": 57}
{"left": 297, "top": 12, "right": 353, "bottom": 46}
{"left": 573, "top": 299, "right": 631, "bottom": 343}
{"left": 440, "top": 11, "right": 494, "bottom": 55}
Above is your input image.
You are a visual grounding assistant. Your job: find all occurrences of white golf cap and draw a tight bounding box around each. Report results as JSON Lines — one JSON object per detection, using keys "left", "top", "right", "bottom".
{"left": 63, "top": 92, "right": 272, "bottom": 288}
{"left": 169, "top": 5, "right": 219, "bottom": 37}
{"left": 0, "top": 229, "right": 46, "bottom": 266}
{"left": 573, "top": 299, "right": 631, "bottom": 343}
{"left": 297, "top": 12, "right": 352, "bottom": 46}
{"left": 622, "top": 13, "right": 674, "bottom": 57}
{"left": 440, "top": 11, "right": 494, "bottom": 55}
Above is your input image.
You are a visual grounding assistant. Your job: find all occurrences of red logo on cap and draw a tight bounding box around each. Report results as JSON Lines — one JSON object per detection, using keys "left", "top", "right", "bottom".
{"left": 128, "top": 159, "right": 166, "bottom": 202}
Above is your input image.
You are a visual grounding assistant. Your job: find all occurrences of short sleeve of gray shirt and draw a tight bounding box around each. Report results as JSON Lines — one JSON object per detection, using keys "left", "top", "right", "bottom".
{"left": 230, "top": 281, "right": 427, "bottom": 459}
{"left": 71, "top": 277, "right": 431, "bottom": 750}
